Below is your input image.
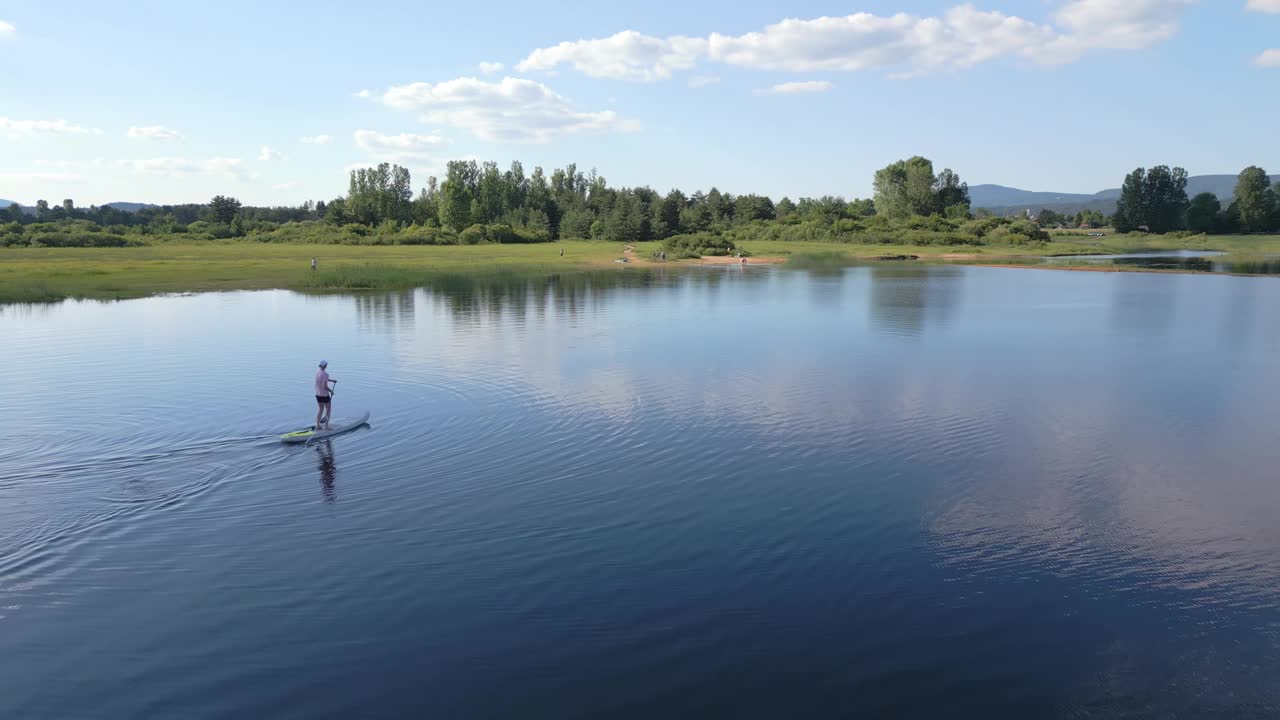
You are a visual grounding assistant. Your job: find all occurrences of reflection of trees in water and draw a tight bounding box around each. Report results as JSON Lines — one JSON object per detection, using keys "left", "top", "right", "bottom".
{"left": 1109, "top": 273, "right": 1177, "bottom": 336}
{"left": 802, "top": 266, "right": 850, "bottom": 309}
{"left": 399, "top": 267, "right": 767, "bottom": 326}
{"left": 354, "top": 290, "right": 416, "bottom": 333}
{"left": 314, "top": 440, "right": 337, "bottom": 502}
{"left": 1217, "top": 259, "right": 1280, "bottom": 275}
{"left": 867, "top": 266, "right": 964, "bottom": 337}
{"left": 1221, "top": 274, "right": 1258, "bottom": 350}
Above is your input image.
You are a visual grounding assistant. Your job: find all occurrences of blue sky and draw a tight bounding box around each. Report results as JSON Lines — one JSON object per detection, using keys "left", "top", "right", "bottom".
{"left": 1, "top": 0, "right": 1277, "bottom": 206}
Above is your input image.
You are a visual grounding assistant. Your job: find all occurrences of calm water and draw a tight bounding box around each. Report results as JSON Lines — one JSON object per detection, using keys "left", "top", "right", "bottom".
{"left": 1045, "top": 250, "right": 1280, "bottom": 274}
{"left": 4, "top": 265, "right": 1280, "bottom": 718}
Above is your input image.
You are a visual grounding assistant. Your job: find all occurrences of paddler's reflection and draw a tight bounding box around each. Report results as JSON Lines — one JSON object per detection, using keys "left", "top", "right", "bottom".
{"left": 315, "top": 439, "right": 337, "bottom": 501}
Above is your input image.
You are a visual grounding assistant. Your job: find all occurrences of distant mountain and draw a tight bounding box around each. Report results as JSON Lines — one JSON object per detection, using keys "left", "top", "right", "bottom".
{"left": 967, "top": 185, "right": 1100, "bottom": 209}
{"left": 972, "top": 175, "right": 1280, "bottom": 216}
{"left": 103, "top": 202, "right": 160, "bottom": 212}
{"left": 0, "top": 200, "right": 159, "bottom": 213}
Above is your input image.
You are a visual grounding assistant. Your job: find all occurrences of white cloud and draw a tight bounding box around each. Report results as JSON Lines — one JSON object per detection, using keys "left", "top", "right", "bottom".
{"left": 299, "top": 134, "right": 334, "bottom": 145}
{"left": 258, "top": 146, "right": 284, "bottom": 161}
{"left": 1247, "top": 0, "right": 1280, "bottom": 12}
{"left": 709, "top": 7, "right": 1056, "bottom": 73}
{"left": 0, "top": 20, "right": 14, "bottom": 35}
{"left": 123, "top": 157, "right": 249, "bottom": 180}
{"left": 688, "top": 75, "right": 720, "bottom": 88}
{"left": 517, "top": 30, "right": 706, "bottom": 81}
{"left": 353, "top": 129, "right": 450, "bottom": 161}
{"left": 518, "top": 3, "right": 1196, "bottom": 80}
{"left": 127, "top": 125, "right": 182, "bottom": 141}
{"left": 354, "top": 89, "right": 372, "bottom": 98}
{"left": 1256, "top": 49, "right": 1280, "bottom": 66}
{"left": 0, "top": 117, "right": 103, "bottom": 137}
{"left": 478, "top": 61, "right": 505, "bottom": 74}
{"left": 273, "top": 182, "right": 298, "bottom": 191}
{"left": 1039, "top": 0, "right": 1198, "bottom": 61}
{"left": 381, "top": 77, "right": 633, "bottom": 143}
{"left": 758, "top": 80, "right": 833, "bottom": 94}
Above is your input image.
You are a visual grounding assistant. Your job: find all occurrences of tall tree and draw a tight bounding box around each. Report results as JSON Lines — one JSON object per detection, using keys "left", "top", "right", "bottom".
{"left": 934, "top": 168, "right": 970, "bottom": 215}
{"left": 1143, "top": 165, "right": 1188, "bottom": 233}
{"left": 775, "top": 197, "right": 797, "bottom": 220}
{"left": 873, "top": 156, "right": 939, "bottom": 219}
{"left": 1185, "top": 192, "right": 1221, "bottom": 234}
{"left": 655, "top": 190, "right": 686, "bottom": 238}
{"left": 1113, "top": 168, "right": 1147, "bottom": 232}
{"left": 438, "top": 160, "right": 476, "bottom": 231}
{"left": 1234, "top": 166, "right": 1273, "bottom": 232}
{"left": 209, "top": 195, "right": 242, "bottom": 225}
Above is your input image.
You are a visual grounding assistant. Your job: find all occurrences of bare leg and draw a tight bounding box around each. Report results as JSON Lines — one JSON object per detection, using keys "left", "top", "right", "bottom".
{"left": 316, "top": 401, "right": 324, "bottom": 431}
{"left": 322, "top": 399, "right": 332, "bottom": 429}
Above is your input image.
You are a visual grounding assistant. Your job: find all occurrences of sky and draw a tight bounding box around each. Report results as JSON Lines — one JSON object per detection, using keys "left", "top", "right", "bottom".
{"left": 0, "top": 0, "right": 1277, "bottom": 206}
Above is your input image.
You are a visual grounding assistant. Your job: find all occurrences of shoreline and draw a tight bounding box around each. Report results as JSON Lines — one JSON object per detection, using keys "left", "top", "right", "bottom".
{"left": 966, "top": 262, "right": 1280, "bottom": 279}
{"left": 3, "top": 239, "right": 1279, "bottom": 304}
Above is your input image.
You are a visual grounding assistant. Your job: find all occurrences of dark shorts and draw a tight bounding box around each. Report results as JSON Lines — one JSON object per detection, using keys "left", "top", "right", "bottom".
{"left": 316, "top": 395, "right": 331, "bottom": 405}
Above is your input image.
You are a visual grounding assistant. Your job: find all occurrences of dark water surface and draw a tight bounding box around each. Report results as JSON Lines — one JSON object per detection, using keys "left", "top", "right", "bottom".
{"left": 4, "top": 266, "right": 1280, "bottom": 718}
{"left": 1045, "top": 250, "right": 1280, "bottom": 274}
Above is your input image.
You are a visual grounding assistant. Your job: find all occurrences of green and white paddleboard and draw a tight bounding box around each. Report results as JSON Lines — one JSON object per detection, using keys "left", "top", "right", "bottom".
{"left": 281, "top": 411, "right": 371, "bottom": 444}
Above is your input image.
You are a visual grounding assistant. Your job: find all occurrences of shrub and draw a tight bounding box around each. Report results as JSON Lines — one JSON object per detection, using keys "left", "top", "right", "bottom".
{"left": 663, "top": 232, "right": 736, "bottom": 257}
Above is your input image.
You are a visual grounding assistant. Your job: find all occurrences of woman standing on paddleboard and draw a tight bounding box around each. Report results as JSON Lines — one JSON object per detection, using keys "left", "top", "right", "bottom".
{"left": 315, "top": 360, "right": 336, "bottom": 430}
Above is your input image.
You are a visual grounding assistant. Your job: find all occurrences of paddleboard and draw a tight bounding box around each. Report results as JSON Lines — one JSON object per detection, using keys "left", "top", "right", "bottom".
{"left": 281, "top": 411, "right": 371, "bottom": 444}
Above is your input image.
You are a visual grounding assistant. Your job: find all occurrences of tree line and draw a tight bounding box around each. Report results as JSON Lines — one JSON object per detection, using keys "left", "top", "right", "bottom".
{"left": 1110, "top": 165, "right": 1280, "bottom": 234}
{"left": 6, "top": 156, "right": 1277, "bottom": 251}
{"left": 2, "top": 155, "right": 969, "bottom": 243}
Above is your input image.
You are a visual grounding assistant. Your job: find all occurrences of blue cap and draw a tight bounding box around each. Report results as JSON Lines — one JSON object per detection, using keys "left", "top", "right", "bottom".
{"left": 319, "top": 360, "right": 328, "bottom": 367}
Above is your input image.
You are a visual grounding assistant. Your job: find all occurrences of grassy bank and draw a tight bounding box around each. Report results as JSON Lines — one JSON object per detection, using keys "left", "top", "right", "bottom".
{"left": 0, "top": 241, "right": 661, "bottom": 302}
{"left": 3, "top": 235, "right": 1279, "bottom": 304}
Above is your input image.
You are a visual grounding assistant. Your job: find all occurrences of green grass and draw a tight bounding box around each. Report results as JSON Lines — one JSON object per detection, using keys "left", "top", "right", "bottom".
{"left": 0, "top": 241, "right": 659, "bottom": 302}
{"left": 4, "top": 235, "right": 1279, "bottom": 303}
{"left": 1047, "top": 232, "right": 1280, "bottom": 257}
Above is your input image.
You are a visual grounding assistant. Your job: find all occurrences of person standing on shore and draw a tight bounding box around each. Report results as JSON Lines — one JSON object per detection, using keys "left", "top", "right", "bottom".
{"left": 311, "top": 257, "right": 318, "bottom": 271}
{"left": 315, "top": 360, "right": 335, "bottom": 430}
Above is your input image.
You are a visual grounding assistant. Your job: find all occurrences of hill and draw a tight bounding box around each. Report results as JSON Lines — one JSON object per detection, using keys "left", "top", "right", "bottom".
{"left": 103, "top": 202, "right": 160, "bottom": 212}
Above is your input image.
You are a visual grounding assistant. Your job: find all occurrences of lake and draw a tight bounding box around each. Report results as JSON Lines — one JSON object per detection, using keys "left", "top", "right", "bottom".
{"left": 3, "top": 265, "right": 1280, "bottom": 718}
{"left": 1044, "top": 250, "right": 1280, "bottom": 274}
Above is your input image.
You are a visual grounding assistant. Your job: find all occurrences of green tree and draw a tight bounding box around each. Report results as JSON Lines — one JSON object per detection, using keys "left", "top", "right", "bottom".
{"left": 559, "top": 206, "right": 595, "bottom": 239}
{"left": 439, "top": 160, "right": 476, "bottom": 231}
{"left": 1113, "top": 168, "right": 1146, "bottom": 232}
{"left": 602, "top": 192, "right": 645, "bottom": 241}
{"left": 1234, "top": 166, "right": 1273, "bottom": 232}
{"left": 322, "top": 198, "right": 347, "bottom": 224}
{"left": 874, "top": 156, "right": 950, "bottom": 219}
{"left": 1143, "top": 165, "right": 1188, "bottom": 233}
{"left": 934, "top": 168, "right": 969, "bottom": 214}
{"left": 680, "top": 202, "right": 713, "bottom": 232}
{"left": 734, "top": 194, "right": 775, "bottom": 222}
{"left": 474, "top": 161, "right": 504, "bottom": 224}
{"left": 775, "top": 197, "right": 797, "bottom": 220}
{"left": 1185, "top": 193, "right": 1221, "bottom": 234}
{"left": 847, "top": 198, "right": 876, "bottom": 217}
{"left": 35, "top": 199, "right": 50, "bottom": 220}
{"left": 655, "top": 190, "right": 686, "bottom": 238}
{"left": 209, "top": 195, "right": 242, "bottom": 225}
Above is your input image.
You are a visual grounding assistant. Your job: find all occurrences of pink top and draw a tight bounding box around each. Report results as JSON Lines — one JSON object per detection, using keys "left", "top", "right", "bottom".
{"left": 315, "top": 369, "right": 331, "bottom": 397}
